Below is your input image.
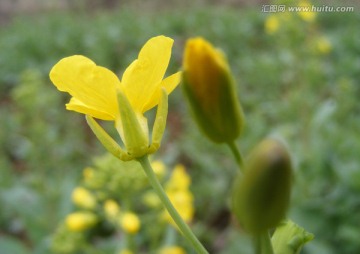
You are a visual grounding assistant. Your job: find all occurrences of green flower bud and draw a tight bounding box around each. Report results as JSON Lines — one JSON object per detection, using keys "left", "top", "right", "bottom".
{"left": 232, "top": 139, "right": 292, "bottom": 234}
{"left": 182, "top": 37, "right": 245, "bottom": 143}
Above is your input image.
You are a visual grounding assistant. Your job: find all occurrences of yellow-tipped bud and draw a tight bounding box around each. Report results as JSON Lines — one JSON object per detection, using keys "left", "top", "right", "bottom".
{"left": 71, "top": 187, "right": 97, "bottom": 210}
{"left": 65, "top": 212, "right": 97, "bottom": 232}
{"left": 119, "top": 212, "right": 141, "bottom": 234}
{"left": 232, "top": 139, "right": 292, "bottom": 234}
{"left": 182, "top": 37, "right": 245, "bottom": 143}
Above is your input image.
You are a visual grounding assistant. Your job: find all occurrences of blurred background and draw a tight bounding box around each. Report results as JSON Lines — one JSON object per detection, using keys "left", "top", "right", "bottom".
{"left": 0, "top": 0, "right": 359, "bottom": 253}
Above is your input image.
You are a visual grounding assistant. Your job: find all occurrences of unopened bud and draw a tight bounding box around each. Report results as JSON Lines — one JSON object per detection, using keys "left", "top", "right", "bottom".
{"left": 232, "top": 139, "right": 292, "bottom": 234}
{"left": 182, "top": 37, "right": 245, "bottom": 143}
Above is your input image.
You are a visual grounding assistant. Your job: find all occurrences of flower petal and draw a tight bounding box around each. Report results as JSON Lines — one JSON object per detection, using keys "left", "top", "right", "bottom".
{"left": 142, "top": 71, "right": 181, "bottom": 112}
{"left": 50, "top": 55, "right": 120, "bottom": 120}
{"left": 66, "top": 98, "right": 115, "bottom": 120}
{"left": 121, "top": 36, "right": 173, "bottom": 112}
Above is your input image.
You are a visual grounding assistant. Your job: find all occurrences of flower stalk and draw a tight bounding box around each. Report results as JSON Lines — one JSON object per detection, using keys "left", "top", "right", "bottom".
{"left": 137, "top": 156, "right": 208, "bottom": 254}
{"left": 227, "top": 141, "right": 244, "bottom": 170}
{"left": 254, "top": 232, "right": 274, "bottom": 254}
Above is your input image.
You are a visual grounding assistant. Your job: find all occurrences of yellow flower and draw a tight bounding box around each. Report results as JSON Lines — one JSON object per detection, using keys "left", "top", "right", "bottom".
{"left": 164, "top": 165, "right": 194, "bottom": 225}
{"left": 165, "top": 190, "right": 194, "bottom": 224}
{"left": 118, "top": 250, "right": 133, "bottom": 254}
{"left": 151, "top": 160, "right": 166, "bottom": 179}
{"left": 120, "top": 212, "right": 141, "bottom": 234}
{"left": 265, "top": 15, "right": 280, "bottom": 34}
{"left": 104, "top": 199, "right": 121, "bottom": 218}
{"left": 65, "top": 212, "right": 97, "bottom": 232}
{"left": 182, "top": 37, "right": 244, "bottom": 143}
{"left": 82, "top": 167, "right": 94, "bottom": 181}
{"left": 143, "top": 190, "right": 161, "bottom": 208}
{"left": 166, "top": 164, "right": 191, "bottom": 192}
{"left": 159, "top": 246, "right": 186, "bottom": 254}
{"left": 71, "top": 187, "right": 97, "bottom": 209}
{"left": 50, "top": 36, "right": 181, "bottom": 160}
{"left": 315, "top": 36, "right": 332, "bottom": 55}
{"left": 298, "top": 0, "right": 316, "bottom": 22}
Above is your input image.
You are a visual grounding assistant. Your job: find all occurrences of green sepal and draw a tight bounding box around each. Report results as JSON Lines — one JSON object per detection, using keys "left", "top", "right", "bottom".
{"left": 117, "top": 91, "right": 149, "bottom": 158}
{"left": 271, "top": 220, "right": 314, "bottom": 254}
{"left": 85, "top": 115, "right": 132, "bottom": 161}
{"left": 149, "top": 88, "right": 168, "bottom": 153}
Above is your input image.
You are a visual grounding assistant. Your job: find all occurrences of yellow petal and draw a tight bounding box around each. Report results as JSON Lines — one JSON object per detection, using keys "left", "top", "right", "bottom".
{"left": 50, "top": 55, "right": 120, "bottom": 120}
{"left": 143, "top": 71, "right": 181, "bottom": 112}
{"left": 121, "top": 36, "right": 173, "bottom": 112}
{"left": 67, "top": 98, "right": 115, "bottom": 120}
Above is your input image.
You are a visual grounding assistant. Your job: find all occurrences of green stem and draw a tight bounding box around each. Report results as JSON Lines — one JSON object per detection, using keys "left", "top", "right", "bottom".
{"left": 254, "top": 231, "right": 274, "bottom": 254}
{"left": 227, "top": 141, "right": 244, "bottom": 171}
{"left": 137, "top": 156, "right": 208, "bottom": 254}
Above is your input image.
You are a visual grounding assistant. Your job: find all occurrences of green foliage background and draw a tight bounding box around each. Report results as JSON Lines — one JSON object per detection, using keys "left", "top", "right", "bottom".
{"left": 0, "top": 1, "right": 359, "bottom": 253}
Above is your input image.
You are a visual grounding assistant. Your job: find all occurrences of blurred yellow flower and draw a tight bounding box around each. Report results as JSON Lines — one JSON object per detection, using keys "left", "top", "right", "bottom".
{"left": 120, "top": 212, "right": 141, "bottom": 234}
{"left": 71, "top": 187, "right": 97, "bottom": 209}
{"left": 50, "top": 36, "right": 181, "bottom": 160}
{"left": 315, "top": 37, "right": 332, "bottom": 55}
{"left": 298, "top": 0, "right": 316, "bottom": 22}
{"left": 118, "top": 250, "right": 133, "bottom": 254}
{"left": 165, "top": 190, "right": 194, "bottom": 224}
{"left": 82, "top": 167, "right": 94, "bottom": 181}
{"left": 151, "top": 160, "right": 166, "bottom": 179}
{"left": 104, "top": 199, "right": 121, "bottom": 218}
{"left": 164, "top": 165, "right": 194, "bottom": 225}
{"left": 265, "top": 15, "right": 280, "bottom": 34}
{"left": 166, "top": 164, "right": 191, "bottom": 191}
{"left": 160, "top": 246, "right": 186, "bottom": 254}
{"left": 65, "top": 212, "right": 97, "bottom": 232}
{"left": 143, "top": 190, "right": 161, "bottom": 208}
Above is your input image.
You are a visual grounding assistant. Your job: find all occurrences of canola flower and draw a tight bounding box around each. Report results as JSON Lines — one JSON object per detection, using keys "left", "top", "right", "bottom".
{"left": 164, "top": 165, "right": 194, "bottom": 225}
{"left": 118, "top": 250, "right": 133, "bottom": 254}
{"left": 104, "top": 199, "right": 121, "bottom": 218}
{"left": 265, "top": 14, "right": 280, "bottom": 35}
{"left": 152, "top": 160, "right": 166, "bottom": 179}
{"left": 50, "top": 36, "right": 181, "bottom": 161}
{"left": 120, "top": 212, "right": 141, "bottom": 234}
{"left": 82, "top": 167, "right": 95, "bottom": 181}
{"left": 159, "top": 246, "right": 187, "bottom": 254}
{"left": 298, "top": 0, "right": 316, "bottom": 22}
{"left": 51, "top": 35, "right": 207, "bottom": 253}
{"left": 71, "top": 187, "right": 97, "bottom": 210}
{"left": 315, "top": 36, "right": 332, "bottom": 55}
{"left": 65, "top": 212, "right": 97, "bottom": 232}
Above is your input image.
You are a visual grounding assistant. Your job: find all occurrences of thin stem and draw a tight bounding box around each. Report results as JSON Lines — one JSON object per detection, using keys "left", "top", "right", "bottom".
{"left": 137, "top": 156, "right": 208, "bottom": 254}
{"left": 227, "top": 141, "right": 244, "bottom": 171}
{"left": 253, "top": 231, "right": 274, "bottom": 254}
